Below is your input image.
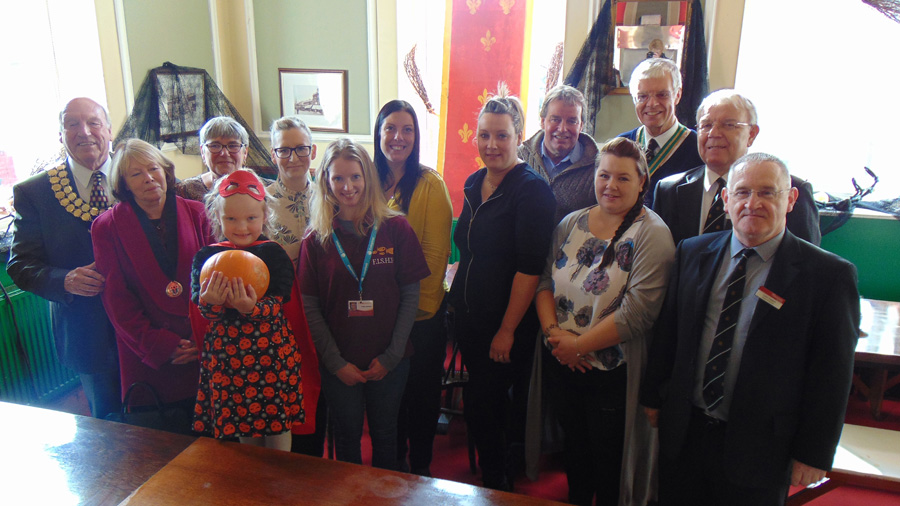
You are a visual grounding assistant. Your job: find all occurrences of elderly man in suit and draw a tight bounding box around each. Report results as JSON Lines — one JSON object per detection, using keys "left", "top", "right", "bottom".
{"left": 652, "top": 90, "right": 821, "bottom": 246}
{"left": 518, "top": 84, "right": 599, "bottom": 223}
{"left": 7, "top": 97, "right": 120, "bottom": 418}
{"left": 640, "top": 153, "right": 859, "bottom": 505}
{"left": 617, "top": 58, "right": 703, "bottom": 207}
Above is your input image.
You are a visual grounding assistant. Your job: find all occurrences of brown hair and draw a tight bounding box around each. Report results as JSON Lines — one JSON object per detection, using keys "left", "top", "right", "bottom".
{"left": 595, "top": 137, "right": 649, "bottom": 270}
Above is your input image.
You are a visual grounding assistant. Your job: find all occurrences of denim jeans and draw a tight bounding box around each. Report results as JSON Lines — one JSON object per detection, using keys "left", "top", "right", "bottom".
{"left": 321, "top": 358, "right": 410, "bottom": 470}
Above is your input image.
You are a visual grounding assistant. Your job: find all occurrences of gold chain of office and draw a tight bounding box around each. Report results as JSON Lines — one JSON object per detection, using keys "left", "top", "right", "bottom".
{"left": 48, "top": 164, "right": 104, "bottom": 222}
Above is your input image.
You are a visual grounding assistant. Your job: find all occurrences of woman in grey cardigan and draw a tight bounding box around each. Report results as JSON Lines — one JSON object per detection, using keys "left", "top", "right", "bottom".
{"left": 532, "top": 137, "right": 675, "bottom": 506}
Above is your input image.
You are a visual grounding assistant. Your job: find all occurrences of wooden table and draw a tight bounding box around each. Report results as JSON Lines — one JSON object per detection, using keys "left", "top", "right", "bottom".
{"left": 0, "top": 401, "right": 563, "bottom": 506}
{"left": 852, "top": 299, "right": 900, "bottom": 419}
{"left": 0, "top": 401, "right": 195, "bottom": 505}
{"left": 787, "top": 423, "right": 900, "bottom": 504}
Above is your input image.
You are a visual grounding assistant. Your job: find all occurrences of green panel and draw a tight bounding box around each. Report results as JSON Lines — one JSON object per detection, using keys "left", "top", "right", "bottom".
{"left": 123, "top": 0, "right": 216, "bottom": 95}
{"left": 820, "top": 215, "right": 900, "bottom": 302}
{"left": 253, "top": 0, "right": 371, "bottom": 134}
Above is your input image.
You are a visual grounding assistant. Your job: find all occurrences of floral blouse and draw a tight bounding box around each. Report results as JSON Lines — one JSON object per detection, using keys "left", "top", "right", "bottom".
{"left": 546, "top": 209, "right": 647, "bottom": 370}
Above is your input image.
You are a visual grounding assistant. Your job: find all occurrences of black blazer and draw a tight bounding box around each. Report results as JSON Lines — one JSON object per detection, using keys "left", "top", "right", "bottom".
{"left": 618, "top": 126, "right": 704, "bottom": 208}
{"left": 652, "top": 165, "right": 822, "bottom": 246}
{"left": 6, "top": 162, "right": 118, "bottom": 374}
{"left": 640, "top": 230, "right": 859, "bottom": 487}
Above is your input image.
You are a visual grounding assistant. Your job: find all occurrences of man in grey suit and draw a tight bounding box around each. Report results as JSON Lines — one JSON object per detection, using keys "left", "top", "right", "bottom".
{"left": 652, "top": 90, "right": 821, "bottom": 246}
{"left": 641, "top": 153, "right": 858, "bottom": 505}
{"left": 7, "top": 97, "right": 120, "bottom": 418}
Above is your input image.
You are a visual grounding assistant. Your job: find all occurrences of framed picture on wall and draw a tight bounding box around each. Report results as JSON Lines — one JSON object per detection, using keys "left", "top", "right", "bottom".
{"left": 156, "top": 69, "right": 205, "bottom": 139}
{"left": 278, "top": 69, "right": 348, "bottom": 133}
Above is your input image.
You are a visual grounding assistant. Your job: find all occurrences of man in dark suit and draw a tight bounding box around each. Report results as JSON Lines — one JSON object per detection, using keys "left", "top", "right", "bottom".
{"left": 640, "top": 153, "right": 859, "bottom": 505}
{"left": 618, "top": 58, "right": 703, "bottom": 207}
{"left": 7, "top": 97, "right": 120, "bottom": 418}
{"left": 652, "top": 90, "right": 821, "bottom": 245}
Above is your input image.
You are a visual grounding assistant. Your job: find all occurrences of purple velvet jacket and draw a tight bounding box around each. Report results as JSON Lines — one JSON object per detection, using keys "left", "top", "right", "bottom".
{"left": 93, "top": 196, "right": 214, "bottom": 405}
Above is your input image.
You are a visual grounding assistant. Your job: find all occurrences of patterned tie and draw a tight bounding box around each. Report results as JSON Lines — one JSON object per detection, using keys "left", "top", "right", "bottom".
{"left": 703, "top": 178, "right": 728, "bottom": 234}
{"left": 89, "top": 171, "right": 110, "bottom": 211}
{"left": 646, "top": 139, "right": 659, "bottom": 164}
{"left": 702, "top": 248, "right": 755, "bottom": 411}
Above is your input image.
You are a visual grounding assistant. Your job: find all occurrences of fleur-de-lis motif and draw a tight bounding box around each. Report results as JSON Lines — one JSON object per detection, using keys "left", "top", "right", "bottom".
{"left": 481, "top": 30, "right": 496, "bottom": 51}
{"left": 476, "top": 156, "right": 485, "bottom": 168}
{"left": 459, "top": 123, "right": 473, "bottom": 143}
{"left": 500, "top": 0, "right": 515, "bottom": 15}
{"left": 467, "top": 0, "right": 481, "bottom": 14}
{"left": 477, "top": 89, "right": 489, "bottom": 105}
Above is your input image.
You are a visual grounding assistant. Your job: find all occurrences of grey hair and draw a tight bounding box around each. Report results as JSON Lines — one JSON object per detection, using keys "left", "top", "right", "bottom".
{"left": 696, "top": 89, "right": 758, "bottom": 126}
{"left": 204, "top": 168, "right": 275, "bottom": 240}
{"left": 199, "top": 116, "right": 249, "bottom": 145}
{"left": 269, "top": 115, "right": 313, "bottom": 143}
{"left": 629, "top": 58, "right": 682, "bottom": 99}
{"left": 478, "top": 82, "right": 526, "bottom": 136}
{"left": 728, "top": 152, "right": 790, "bottom": 189}
{"left": 58, "top": 98, "right": 111, "bottom": 132}
{"left": 539, "top": 85, "right": 586, "bottom": 123}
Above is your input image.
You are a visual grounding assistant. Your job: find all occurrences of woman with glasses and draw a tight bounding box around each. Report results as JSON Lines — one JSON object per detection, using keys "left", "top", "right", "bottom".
{"left": 176, "top": 117, "right": 250, "bottom": 202}
{"left": 267, "top": 115, "right": 326, "bottom": 458}
{"left": 267, "top": 116, "right": 316, "bottom": 262}
{"left": 534, "top": 137, "right": 674, "bottom": 505}
{"left": 373, "top": 100, "right": 453, "bottom": 476}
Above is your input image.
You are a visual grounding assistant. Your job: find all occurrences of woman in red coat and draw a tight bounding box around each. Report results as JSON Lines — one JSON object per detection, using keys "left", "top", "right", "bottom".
{"left": 92, "top": 139, "right": 214, "bottom": 430}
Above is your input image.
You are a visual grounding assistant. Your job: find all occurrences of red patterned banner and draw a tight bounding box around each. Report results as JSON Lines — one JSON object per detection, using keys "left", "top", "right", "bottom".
{"left": 438, "top": 0, "right": 530, "bottom": 217}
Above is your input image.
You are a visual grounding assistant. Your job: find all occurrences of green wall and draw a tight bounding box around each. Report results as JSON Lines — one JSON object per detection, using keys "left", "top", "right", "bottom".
{"left": 123, "top": 0, "right": 216, "bottom": 95}
{"left": 253, "top": 0, "right": 371, "bottom": 134}
{"left": 820, "top": 214, "right": 900, "bottom": 302}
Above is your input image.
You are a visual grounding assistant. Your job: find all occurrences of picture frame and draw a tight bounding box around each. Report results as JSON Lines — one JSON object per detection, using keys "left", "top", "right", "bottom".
{"left": 156, "top": 69, "right": 206, "bottom": 139}
{"left": 278, "top": 68, "right": 348, "bottom": 133}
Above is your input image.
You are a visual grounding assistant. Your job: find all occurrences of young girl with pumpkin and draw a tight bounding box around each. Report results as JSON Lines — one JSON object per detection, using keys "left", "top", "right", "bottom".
{"left": 190, "top": 169, "right": 305, "bottom": 451}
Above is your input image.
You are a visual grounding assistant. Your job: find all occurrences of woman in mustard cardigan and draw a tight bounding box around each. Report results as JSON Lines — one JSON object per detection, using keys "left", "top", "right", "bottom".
{"left": 374, "top": 100, "right": 453, "bottom": 476}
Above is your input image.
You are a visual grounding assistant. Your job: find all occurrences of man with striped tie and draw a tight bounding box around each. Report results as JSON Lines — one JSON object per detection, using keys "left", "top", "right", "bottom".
{"left": 640, "top": 153, "right": 858, "bottom": 505}
{"left": 617, "top": 58, "right": 703, "bottom": 207}
{"left": 7, "top": 97, "right": 120, "bottom": 419}
{"left": 651, "top": 90, "right": 821, "bottom": 246}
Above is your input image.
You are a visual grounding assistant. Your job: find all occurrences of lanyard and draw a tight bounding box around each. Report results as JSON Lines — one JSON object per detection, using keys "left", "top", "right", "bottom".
{"left": 331, "top": 222, "right": 378, "bottom": 300}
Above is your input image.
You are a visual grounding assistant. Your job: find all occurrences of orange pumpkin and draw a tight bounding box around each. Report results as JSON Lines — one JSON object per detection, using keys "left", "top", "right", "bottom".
{"left": 199, "top": 250, "right": 270, "bottom": 302}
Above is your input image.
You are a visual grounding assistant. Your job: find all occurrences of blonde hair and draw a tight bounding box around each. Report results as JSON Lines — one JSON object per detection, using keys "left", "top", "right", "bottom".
{"left": 109, "top": 139, "right": 176, "bottom": 201}
{"left": 308, "top": 138, "right": 399, "bottom": 245}
{"left": 478, "top": 82, "right": 526, "bottom": 136}
{"left": 204, "top": 168, "right": 275, "bottom": 240}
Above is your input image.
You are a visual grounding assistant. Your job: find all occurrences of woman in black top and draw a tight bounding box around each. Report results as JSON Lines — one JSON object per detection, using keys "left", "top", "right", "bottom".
{"left": 448, "top": 83, "right": 556, "bottom": 491}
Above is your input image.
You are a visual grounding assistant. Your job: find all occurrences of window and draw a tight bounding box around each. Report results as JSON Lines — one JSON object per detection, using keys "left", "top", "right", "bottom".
{"left": 0, "top": 0, "right": 107, "bottom": 217}
{"left": 735, "top": 0, "right": 899, "bottom": 200}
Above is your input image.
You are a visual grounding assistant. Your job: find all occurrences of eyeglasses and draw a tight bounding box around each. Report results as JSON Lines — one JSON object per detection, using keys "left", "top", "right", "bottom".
{"left": 634, "top": 92, "right": 672, "bottom": 103}
{"left": 698, "top": 121, "right": 752, "bottom": 133}
{"left": 205, "top": 142, "right": 245, "bottom": 154}
{"left": 729, "top": 188, "right": 790, "bottom": 201}
{"left": 273, "top": 146, "right": 312, "bottom": 159}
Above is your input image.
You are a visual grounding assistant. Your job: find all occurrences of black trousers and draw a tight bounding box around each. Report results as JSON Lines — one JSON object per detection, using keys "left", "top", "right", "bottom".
{"left": 291, "top": 393, "right": 328, "bottom": 457}
{"left": 455, "top": 308, "right": 538, "bottom": 489}
{"left": 396, "top": 301, "right": 448, "bottom": 473}
{"left": 658, "top": 407, "right": 791, "bottom": 506}
{"left": 544, "top": 345, "right": 627, "bottom": 506}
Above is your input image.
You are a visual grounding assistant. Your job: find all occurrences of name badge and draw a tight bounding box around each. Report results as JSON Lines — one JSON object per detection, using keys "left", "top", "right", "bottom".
{"left": 755, "top": 286, "right": 785, "bottom": 310}
{"left": 348, "top": 300, "right": 374, "bottom": 317}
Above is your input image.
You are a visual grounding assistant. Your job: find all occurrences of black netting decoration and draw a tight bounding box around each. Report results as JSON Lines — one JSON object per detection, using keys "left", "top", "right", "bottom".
{"left": 113, "top": 62, "right": 276, "bottom": 179}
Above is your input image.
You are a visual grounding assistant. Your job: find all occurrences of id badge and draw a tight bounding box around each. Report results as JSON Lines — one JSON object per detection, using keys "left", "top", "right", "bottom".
{"left": 348, "top": 300, "right": 374, "bottom": 317}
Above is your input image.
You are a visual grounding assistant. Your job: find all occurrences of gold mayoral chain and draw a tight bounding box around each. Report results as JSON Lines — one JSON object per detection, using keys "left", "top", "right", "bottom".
{"left": 48, "top": 164, "right": 104, "bottom": 222}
